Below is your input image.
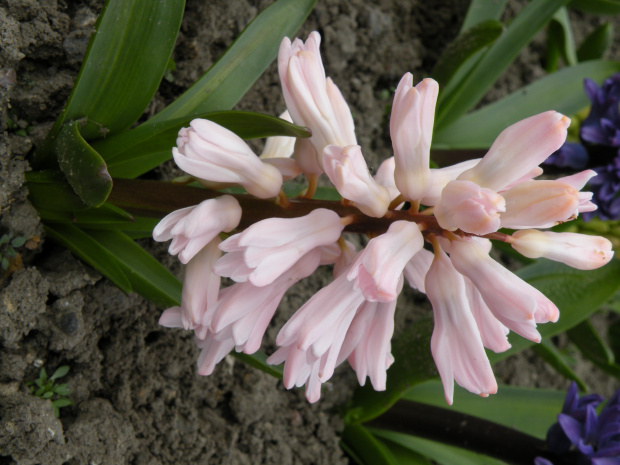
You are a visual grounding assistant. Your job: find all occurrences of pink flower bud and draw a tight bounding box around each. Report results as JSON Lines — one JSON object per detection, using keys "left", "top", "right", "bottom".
{"left": 500, "top": 180, "right": 580, "bottom": 229}
{"left": 153, "top": 195, "right": 241, "bottom": 264}
{"left": 173, "top": 119, "right": 283, "bottom": 198}
{"left": 434, "top": 180, "right": 506, "bottom": 235}
{"left": 259, "top": 111, "right": 295, "bottom": 159}
{"left": 457, "top": 111, "right": 570, "bottom": 191}
{"left": 556, "top": 170, "right": 598, "bottom": 213}
{"left": 403, "top": 248, "right": 434, "bottom": 293}
{"left": 420, "top": 158, "right": 481, "bottom": 206}
{"left": 293, "top": 138, "right": 323, "bottom": 175}
{"left": 390, "top": 74, "right": 438, "bottom": 201}
{"left": 347, "top": 221, "right": 424, "bottom": 301}
{"left": 425, "top": 244, "right": 497, "bottom": 405}
{"left": 322, "top": 145, "right": 391, "bottom": 217}
{"left": 279, "top": 33, "right": 356, "bottom": 167}
{"left": 510, "top": 230, "right": 614, "bottom": 270}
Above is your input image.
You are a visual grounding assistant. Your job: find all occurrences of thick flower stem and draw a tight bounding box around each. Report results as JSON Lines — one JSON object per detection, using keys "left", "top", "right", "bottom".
{"left": 364, "top": 400, "right": 581, "bottom": 465}
{"left": 109, "top": 178, "right": 448, "bottom": 236}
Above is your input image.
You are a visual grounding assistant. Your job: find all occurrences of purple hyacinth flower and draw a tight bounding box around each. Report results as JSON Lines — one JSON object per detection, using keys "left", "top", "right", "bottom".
{"left": 582, "top": 157, "right": 620, "bottom": 221}
{"left": 545, "top": 142, "right": 589, "bottom": 169}
{"left": 581, "top": 74, "right": 620, "bottom": 147}
{"left": 545, "top": 382, "right": 620, "bottom": 464}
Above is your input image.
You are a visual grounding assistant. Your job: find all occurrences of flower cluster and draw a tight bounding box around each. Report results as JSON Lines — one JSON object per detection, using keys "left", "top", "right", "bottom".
{"left": 535, "top": 383, "right": 620, "bottom": 465}
{"left": 153, "top": 31, "right": 614, "bottom": 403}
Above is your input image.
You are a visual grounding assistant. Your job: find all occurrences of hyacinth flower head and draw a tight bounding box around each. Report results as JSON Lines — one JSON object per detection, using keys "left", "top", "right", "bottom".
{"left": 153, "top": 30, "right": 614, "bottom": 404}
{"left": 535, "top": 383, "right": 620, "bottom": 465}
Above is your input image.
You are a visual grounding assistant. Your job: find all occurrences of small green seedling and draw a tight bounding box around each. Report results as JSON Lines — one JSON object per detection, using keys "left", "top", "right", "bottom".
{"left": 26, "top": 365, "right": 73, "bottom": 417}
{"left": 0, "top": 233, "right": 27, "bottom": 270}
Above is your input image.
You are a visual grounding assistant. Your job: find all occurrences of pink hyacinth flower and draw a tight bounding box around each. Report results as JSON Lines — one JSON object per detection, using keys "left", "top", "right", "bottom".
{"left": 215, "top": 208, "right": 345, "bottom": 287}
{"left": 374, "top": 157, "right": 400, "bottom": 202}
{"left": 278, "top": 32, "right": 356, "bottom": 168}
{"left": 556, "top": 170, "right": 598, "bottom": 213}
{"left": 269, "top": 270, "right": 366, "bottom": 402}
{"left": 425, "top": 243, "right": 497, "bottom": 405}
{"left": 293, "top": 138, "right": 323, "bottom": 176}
{"left": 347, "top": 220, "right": 424, "bottom": 301}
{"left": 419, "top": 159, "right": 481, "bottom": 206}
{"left": 510, "top": 230, "right": 614, "bottom": 270}
{"left": 338, "top": 290, "right": 400, "bottom": 391}
{"left": 500, "top": 180, "right": 580, "bottom": 229}
{"left": 457, "top": 111, "right": 570, "bottom": 191}
{"left": 390, "top": 74, "right": 439, "bottom": 201}
{"left": 449, "top": 237, "right": 558, "bottom": 341}
{"left": 173, "top": 119, "right": 283, "bottom": 198}
{"left": 323, "top": 145, "right": 391, "bottom": 217}
{"left": 463, "top": 277, "right": 511, "bottom": 353}
{"left": 434, "top": 180, "right": 506, "bottom": 235}
{"left": 153, "top": 195, "right": 241, "bottom": 264}
{"left": 403, "top": 248, "right": 434, "bottom": 293}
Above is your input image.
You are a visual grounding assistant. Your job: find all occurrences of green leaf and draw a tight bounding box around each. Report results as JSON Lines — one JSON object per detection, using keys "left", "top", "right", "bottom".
{"left": 5, "top": 248, "right": 17, "bottom": 258}
{"left": 577, "top": 23, "right": 613, "bottom": 61}
{"left": 433, "top": 60, "right": 620, "bottom": 149}
{"left": 93, "top": 111, "right": 310, "bottom": 179}
{"left": 53, "top": 385, "right": 72, "bottom": 396}
{"left": 371, "top": 430, "right": 508, "bottom": 465}
{"left": 375, "top": 439, "right": 433, "bottom": 465}
{"left": 532, "top": 339, "right": 587, "bottom": 391}
{"left": 40, "top": 368, "right": 47, "bottom": 382}
{"left": 435, "top": 0, "right": 570, "bottom": 130}
{"left": 10, "top": 236, "right": 26, "bottom": 248}
{"left": 569, "top": 0, "right": 620, "bottom": 14}
{"left": 432, "top": 20, "right": 504, "bottom": 88}
{"left": 44, "top": 223, "right": 132, "bottom": 293}
{"left": 0, "top": 234, "right": 9, "bottom": 245}
{"left": 55, "top": 122, "right": 112, "bottom": 207}
{"left": 51, "top": 398, "right": 74, "bottom": 408}
{"left": 489, "top": 258, "right": 620, "bottom": 363}
{"left": 405, "top": 381, "right": 565, "bottom": 440}
{"left": 459, "top": 0, "right": 509, "bottom": 33}
{"left": 26, "top": 170, "right": 89, "bottom": 212}
{"left": 50, "top": 365, "right": 70, "bottom": 381}
{"left": 548, "top": 7, "right": 578, "bottom": 68}
{"left": 1, "top": 257, "right": 8, "bottom": 270}
{"left": 49, "top": 0, "right": 184, "bottom": 141}
{"left": 568, "top": 319, "right": 620, "bottom": 377}
{"left": 341, "top": 424, "right": 400, "bottom": 465}
{"left": 345, "top": 317, "right": 437, "bottom": 424}
{"left": 147, "top": 0, "right": 316, "bottom": 124}
{"left": 42, "top": 391, "right": 54, "bottom": 399}
{"left": 86, "top": 229, "right": 181, "bottom": 308}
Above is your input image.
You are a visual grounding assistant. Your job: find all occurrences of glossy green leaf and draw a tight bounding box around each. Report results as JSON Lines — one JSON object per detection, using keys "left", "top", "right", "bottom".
{"left": 432, "top": 20, "right": 504, "bottom": 88}
{"left": 405, "top": 381, "right": 565, "bottom": 440}
{"left": 51, "top": 398, "right": 74, "bottom": 408}
{"left": 433, "top": 60, "right": 620, "bottom": 149}
{"left": 94, "top": 111, "right": 310, "bottom": 179}
{"left": 459, "top": 0, "right": 509, "bottom": 33}
{"left": 435, "top": 0, "right": 569, "bottom": 129}
{"left": 86, "top": 229, "right": 181, "bottom": 308}
{"left": 533, "top": 339, "right": 587, "bottom": 390}
{"left": 577, "top": 23, "right": 613, "bottom": 61}
{"left": 345, "top": 317, "right": 437, "bottom": 424}
{"left": 375, "top": 439, "right": 432, "bottom": 465}
{"left": 147, "top": 0, "right": 316, "bottom": 124}
{"left": 569, "top": 0, "right": 620, "bottom": 14}
{"left": 55, "top": 122, "right": 112, "bottom": 207}
{"left": 488, "top": 258, "right": 620, "bottom": 363}
{"left": 26, "top": 170, "right": 88, "bottom": 212}
{"left": 341, "top": 424, "right": 399, "bottom": 465}
{"left": 51, "top": 0, "right": 184, "bottom": 141}
{"left": 371, "top": 430, "right": 508, "bottom": 465}
{"left": 44, "top": 223, "right": 132, "bottom": 293}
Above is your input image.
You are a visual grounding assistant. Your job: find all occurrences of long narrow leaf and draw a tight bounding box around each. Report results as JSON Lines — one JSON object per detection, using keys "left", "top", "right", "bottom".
{"left": 433, "top": 60, "right": 620, "bottom": 149}
{"left": 435, "top": 0, "right": 570, "bottom": 130}
{"left": 341, "top": 424, "right": 399, "bottom": 465}
{"left": 459, "top": 0, "right": 509, "bottom": 33}
{"left": 405, "top": 381, "right": 565, "bottom": 440}
{"left": 147, "top": 0, "right": 316, "bottom": 124}
{"left": 577, "top": 23, "right": 614, "bottom": 62}
{"left": 569, "top": 0, "right": 620, "bottom": 14}
{"left": 51, "top": 0, "right": 184, "bottom": 141}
